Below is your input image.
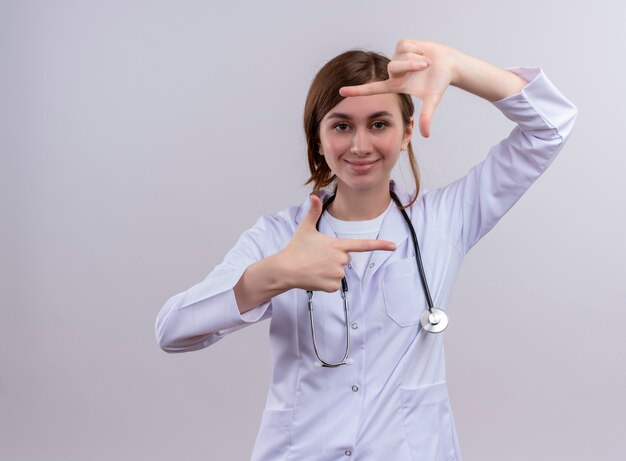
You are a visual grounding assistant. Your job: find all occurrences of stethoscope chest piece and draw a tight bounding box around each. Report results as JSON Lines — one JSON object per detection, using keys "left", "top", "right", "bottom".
{"left": 420, "top": 308, "right": 449, "bottom": 333}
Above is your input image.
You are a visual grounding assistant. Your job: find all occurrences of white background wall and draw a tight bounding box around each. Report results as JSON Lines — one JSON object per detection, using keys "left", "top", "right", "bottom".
{"left": 1, "top": 1, "right": 624, "bottom": 460}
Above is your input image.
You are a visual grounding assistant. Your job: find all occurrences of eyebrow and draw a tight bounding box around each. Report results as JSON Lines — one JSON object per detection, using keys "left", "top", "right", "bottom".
{"left": 326, "top": 111, "right": 394, "bottom": 120}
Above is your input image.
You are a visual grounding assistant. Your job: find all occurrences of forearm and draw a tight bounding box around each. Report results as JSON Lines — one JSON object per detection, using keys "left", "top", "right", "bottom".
{"left": 449, "top": 49, "right": 529, "bottom": 102}
{"left": 233, "top": 252, "right": 291, "bottom": 314}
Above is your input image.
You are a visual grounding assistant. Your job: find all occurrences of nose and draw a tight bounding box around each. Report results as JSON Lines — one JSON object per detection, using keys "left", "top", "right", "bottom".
{"left": 350, "top": 129, "right": 372, "bottom": 156}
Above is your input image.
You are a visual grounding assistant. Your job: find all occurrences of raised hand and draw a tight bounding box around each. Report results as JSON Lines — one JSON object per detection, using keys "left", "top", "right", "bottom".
{"left": 279, "top": 194, "right": 396, "bottom": 292}
{"left": 339, "top": 39, "right": 457, "bottom": 138}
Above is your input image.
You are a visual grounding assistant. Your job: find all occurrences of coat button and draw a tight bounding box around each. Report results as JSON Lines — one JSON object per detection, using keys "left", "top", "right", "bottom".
{"left": 345, "top": 450, "right": 352, "bottom": 456}
{"left": 368, "top": 262, "right": 375, "bottom": 268}
{"left": 348, "top": 263, "right": 352, "bottom": 269}
{"left": 352, "top": 385, "right": 359, "bottom": 392}
{"left": 351, "top": 322, "right": 358, "bottom": 330}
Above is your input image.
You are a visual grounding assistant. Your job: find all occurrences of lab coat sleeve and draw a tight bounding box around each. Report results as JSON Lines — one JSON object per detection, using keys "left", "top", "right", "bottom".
{"left": 155, "top": 213, "right": 291, "bottom": 353}
{"left": 424, "top": 66, "right": 577, "bottom": 255}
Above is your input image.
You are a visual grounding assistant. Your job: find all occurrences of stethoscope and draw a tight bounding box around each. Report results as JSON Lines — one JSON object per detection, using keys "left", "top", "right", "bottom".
{"left": 307, "top": 189, "right": 449, "bottom": 368}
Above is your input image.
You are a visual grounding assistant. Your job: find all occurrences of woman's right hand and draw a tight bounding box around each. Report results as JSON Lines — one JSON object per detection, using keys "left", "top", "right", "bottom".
{"left": 278, "top": 194, "right": 397, "bottom": 292}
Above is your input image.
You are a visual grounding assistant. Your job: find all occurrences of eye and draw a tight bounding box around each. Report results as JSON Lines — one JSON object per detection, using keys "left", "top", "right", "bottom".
{"left": 371, "top": 121, "right": 388, "bottom": 130}
{"left": 334, "top": 123, "right": 350, "bottom": 132}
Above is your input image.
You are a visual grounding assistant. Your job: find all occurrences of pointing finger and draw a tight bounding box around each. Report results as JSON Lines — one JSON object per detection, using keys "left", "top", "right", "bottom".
{"left": 339, "top": 80, "right": 393, "bottom": 98}
{"left": 388, "top": 59, "right": 429, "bottom": 78}
{"left": 337, "top": 238, "right": 397, "bottom": 253}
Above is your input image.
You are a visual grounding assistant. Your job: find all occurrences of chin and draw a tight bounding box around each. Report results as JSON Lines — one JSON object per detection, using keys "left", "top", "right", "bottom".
{"left": 338, "top": 175, "right": 389, "bottom": 191}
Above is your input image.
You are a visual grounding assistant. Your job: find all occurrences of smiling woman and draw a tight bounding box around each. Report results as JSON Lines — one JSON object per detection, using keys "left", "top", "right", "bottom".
{"left": 304, "top": 49, "right": 420, "bottom": 219}
{"left": 317, "top": 91, "right": 412, "bottom": 220}
{"left": 155, "top": 39, "right": 577, "bottom": 460}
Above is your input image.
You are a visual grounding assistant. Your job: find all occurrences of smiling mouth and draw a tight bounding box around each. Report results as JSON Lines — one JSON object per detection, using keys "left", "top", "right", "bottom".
{"left": 345, "top": 159, "right": 380, "bottom": 165}
{"left": 345, "top": 159, "right": 380, "bottom": 172}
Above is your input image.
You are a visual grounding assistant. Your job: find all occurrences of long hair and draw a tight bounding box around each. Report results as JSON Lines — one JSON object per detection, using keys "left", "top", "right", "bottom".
{"left": 303, "top": 50, "right": 420, "bottom": 208}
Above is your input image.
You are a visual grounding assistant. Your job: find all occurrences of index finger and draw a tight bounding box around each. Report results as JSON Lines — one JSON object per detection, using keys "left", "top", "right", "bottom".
{"left": 337, "top": 238, "right": 397, "bottom": 253}
{"left": 339, "top": 80, "right": 393, "bottom": 98}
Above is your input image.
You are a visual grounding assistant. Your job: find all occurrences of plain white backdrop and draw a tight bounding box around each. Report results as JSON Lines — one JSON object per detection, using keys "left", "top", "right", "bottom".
{"left": 1, "top": 1, "right": 625, "bottom": 460}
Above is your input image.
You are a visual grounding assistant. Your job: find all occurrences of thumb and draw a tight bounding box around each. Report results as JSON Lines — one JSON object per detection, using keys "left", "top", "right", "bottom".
{"left": 419, "top": 94, "right": 441, "bottom": 138}
{"left": 300, "top": 194, "right": 323, "bottom": 230}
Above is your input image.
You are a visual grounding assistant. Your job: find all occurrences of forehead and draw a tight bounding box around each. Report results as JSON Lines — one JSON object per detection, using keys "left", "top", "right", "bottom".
{"left": 323, "top": 93, "right": 403, "bottom": 121}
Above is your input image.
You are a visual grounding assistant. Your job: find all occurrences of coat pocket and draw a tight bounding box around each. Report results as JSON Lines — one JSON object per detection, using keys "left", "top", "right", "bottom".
{"left": 382, "top": 257, "right": 427, "bottom": 327}
{"left": 399, "top": 382, "right": 458, "bottom": 461}
{"left": 250, "top": 408, "right": 294, "bottom": 461}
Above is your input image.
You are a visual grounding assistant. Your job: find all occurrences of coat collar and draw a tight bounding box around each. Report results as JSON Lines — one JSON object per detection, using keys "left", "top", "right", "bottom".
{"left": 294, "top": 180, "right": 412, "bottom": 226}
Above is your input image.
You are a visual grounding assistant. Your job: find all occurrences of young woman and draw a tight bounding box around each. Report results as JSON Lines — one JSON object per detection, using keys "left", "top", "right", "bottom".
{"left": 156, "top": 39, "right": 577, "bottom": 460}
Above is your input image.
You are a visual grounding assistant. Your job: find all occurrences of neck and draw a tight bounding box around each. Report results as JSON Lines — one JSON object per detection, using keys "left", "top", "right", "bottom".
{"left": 328, "top": 180, "right": 392, "bottom": 221}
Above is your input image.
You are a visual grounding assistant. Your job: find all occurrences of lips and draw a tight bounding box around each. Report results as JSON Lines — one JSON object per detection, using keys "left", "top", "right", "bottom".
{"left": 345, "top": 158, "right": 380, "bottom": 173}
{"left": 345, "top": 159, "right": 380, "bottom": 166}
{"left": 347, "top": 161, "right": 377, "bottom": 165}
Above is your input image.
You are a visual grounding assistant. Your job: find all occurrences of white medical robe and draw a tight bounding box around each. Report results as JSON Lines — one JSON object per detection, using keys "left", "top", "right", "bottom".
{"left": 156, "top": 66, "right": 577, "bottom": 461}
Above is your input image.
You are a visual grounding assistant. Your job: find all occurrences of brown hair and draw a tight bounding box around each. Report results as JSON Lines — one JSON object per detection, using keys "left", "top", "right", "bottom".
{"left": 303, "top": 49, "right": 420, "bottom": 208}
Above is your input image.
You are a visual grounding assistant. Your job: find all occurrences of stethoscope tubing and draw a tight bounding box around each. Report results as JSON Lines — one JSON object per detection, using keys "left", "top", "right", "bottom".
{"left": 389, "top": 190, "right": 436, "bottom": 313}
{"left": 307, "top": 193, "right": 352, "bottom": 368}
{"left": 306, "top": 188, "right": 447, "bottom": 368}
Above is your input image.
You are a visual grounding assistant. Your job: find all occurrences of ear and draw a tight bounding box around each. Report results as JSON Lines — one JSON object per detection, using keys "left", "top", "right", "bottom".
{"left": 318, "top": 142, "right": 324, "bottom": 156}
{"left": 401, "top": 117, "right": 415, "bottom": 150}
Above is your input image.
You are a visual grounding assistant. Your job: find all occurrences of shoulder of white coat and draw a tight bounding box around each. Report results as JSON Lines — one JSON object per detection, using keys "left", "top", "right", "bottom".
{"left": 252, "top": 204, "right": 300, "bottom": 237}
{"left": 232, "top": 204, "right": 301, "bottom": 259}
{"left": 412, "top": 185, "right": 466, "bottom": 255}
{"left": 392, "top": 181, "right": 441, "bottom": 230}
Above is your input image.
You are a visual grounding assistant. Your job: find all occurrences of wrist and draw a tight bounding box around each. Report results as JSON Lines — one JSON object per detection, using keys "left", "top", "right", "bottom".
{"left": 269, "top": 250, "right": 297, "bottom": 292}
{"left": 448, "top": 50, "right": 528, "bottom": 102}
{"left": 448, "top": 47, "right": 470, "bottom": 89}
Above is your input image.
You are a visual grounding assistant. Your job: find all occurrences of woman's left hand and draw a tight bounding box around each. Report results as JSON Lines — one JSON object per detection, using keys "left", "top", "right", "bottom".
{"left": 339, "top": 39, "right": 458, "bottom": 138}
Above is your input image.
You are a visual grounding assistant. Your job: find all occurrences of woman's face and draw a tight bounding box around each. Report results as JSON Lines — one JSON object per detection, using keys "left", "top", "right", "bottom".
{"left": 318, "top": 93, "right": 413, "bottom": 193}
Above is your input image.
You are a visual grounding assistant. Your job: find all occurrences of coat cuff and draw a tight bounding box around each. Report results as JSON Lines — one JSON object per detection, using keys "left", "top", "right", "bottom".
{"left": 491, "top": 66, "right": 577, "bottom": 140}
